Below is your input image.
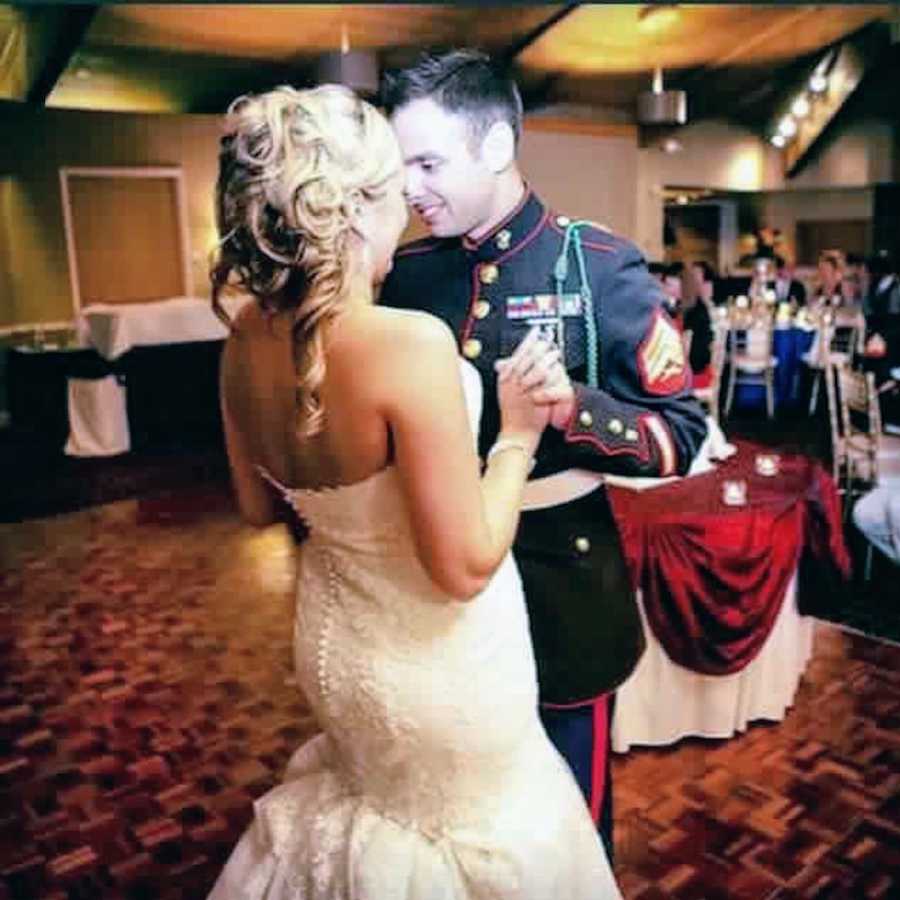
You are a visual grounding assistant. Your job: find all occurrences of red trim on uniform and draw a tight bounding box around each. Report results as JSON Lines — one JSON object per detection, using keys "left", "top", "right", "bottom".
{"left": 494, "top": 211, "right": 550, "bottom": 264}
{"left": 459, "top": 265, "right": 483, "bottom": 345}
{"left": 462, "top": 188, "right": 533, "bottom": 251}
{"left": 636, "top": 308, "right": 689, "bottom": 396}
{"left": 395, "top": 240, "right": 443, "bottom": 258}
{"left": 459, "top": 210, "right": 549, "bottom": 345}
{"left": 541, "top": 694, "right": 606, "bottom": 710}
{"left": 547, "top": 218, "right": 616, "bottom": 252}
{"left": 563, "top": 399, "right": 653, "bottom": 464}
{"left": 640, "top": 412, "right": 676, "bottom": 476}
{"left": 589, "top": 695, "right": 609, "bottom": 824}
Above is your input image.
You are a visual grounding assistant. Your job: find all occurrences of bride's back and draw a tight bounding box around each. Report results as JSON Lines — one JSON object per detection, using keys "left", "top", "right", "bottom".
{"left": 221, "top": 301, "right": 393, "bottom": 492}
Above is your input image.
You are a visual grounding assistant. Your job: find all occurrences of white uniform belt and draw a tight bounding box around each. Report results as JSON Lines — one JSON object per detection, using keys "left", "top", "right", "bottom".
{"left": 521, "top": 468, "right": 605, "bottom": 511}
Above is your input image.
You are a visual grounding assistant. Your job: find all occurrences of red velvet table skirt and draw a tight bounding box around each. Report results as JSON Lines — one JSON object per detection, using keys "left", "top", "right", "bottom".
{"left": 607, "top": 440, "right": 850, "bottom": 675}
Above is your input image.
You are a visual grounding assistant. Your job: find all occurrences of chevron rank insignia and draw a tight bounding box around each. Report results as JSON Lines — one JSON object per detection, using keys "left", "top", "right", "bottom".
{"left": 638, "top": 311, "right": 687, "bottom": 395}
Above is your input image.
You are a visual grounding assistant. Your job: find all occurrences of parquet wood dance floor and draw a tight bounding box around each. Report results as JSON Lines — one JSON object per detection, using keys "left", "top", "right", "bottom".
{"left": 1, "top": 493, "right": 897, "bottom": 899}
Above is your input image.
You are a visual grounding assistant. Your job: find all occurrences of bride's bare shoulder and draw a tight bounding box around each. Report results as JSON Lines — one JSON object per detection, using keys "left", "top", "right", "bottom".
{"left": 331, "top": 306, "right": 456, "bottom": 358}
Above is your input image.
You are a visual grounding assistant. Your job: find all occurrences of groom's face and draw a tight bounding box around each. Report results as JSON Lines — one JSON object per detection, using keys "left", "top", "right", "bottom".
{"left": 390, "top": 97, "right": 495, "bottom": 240}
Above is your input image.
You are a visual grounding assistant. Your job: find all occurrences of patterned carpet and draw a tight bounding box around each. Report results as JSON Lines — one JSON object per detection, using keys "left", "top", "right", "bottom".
{"left": 1, "top": 491, "right": 898, "bottom": 899}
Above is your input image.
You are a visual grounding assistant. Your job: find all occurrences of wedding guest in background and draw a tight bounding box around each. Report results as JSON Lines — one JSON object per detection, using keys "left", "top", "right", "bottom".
{"left": 862, "top": 253, "right": 900, "bottom": 423}
{"left": 773, "top": 255, "right": 807, "bottom": 306}
{"left": 853, "top": 486, "right": 900, "bottom": 567}
{"left": 811, "top": 252, "right": 846, "bottom": 305}
{"left": 844, "top": 252, "right": 866, "bottom": 304}
{"left": 682, "top": 261, "right": 714, "bottom": 387}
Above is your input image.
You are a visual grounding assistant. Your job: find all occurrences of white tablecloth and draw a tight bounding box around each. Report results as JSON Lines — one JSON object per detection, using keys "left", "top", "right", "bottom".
{"left": 65, "top": 376, "right": 130, "bottom": 457}
{"left": 66, "top": 295, "right": 250, "bottom": 456}
{"left": 77, "top": 295, "right": 250, "bottom": 360}
{"left": 612, "top": 572, "right": 813, "bottom": 753}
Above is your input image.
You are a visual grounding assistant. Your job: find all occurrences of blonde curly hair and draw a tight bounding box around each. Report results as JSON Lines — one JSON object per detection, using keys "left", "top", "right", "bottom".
{"left": 211, "top": 84, "right": 401, "bottom": 437}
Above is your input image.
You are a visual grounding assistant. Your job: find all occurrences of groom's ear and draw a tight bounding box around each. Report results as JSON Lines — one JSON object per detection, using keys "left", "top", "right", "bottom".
{"left": 480, "top": 121, "right": 515, "bottom": 174}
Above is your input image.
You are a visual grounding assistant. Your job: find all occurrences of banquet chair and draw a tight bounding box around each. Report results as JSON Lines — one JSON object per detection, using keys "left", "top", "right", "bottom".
{"left": 805, "top": 311, "right": 861, "bottom": 415}
{"left": 724, "top": 318, "right": 778, "bottom": 419}
{"left": 834, "top": 364, "right": 883, "bottom": 578}
{"left": 836, "top": 364, "right": 881, "bottom": 500}
{"left": 823, "top": 359, "right": 844, "bottom": 489}
{"left": 691, "top": 323, "right": 727, "bottom": 424}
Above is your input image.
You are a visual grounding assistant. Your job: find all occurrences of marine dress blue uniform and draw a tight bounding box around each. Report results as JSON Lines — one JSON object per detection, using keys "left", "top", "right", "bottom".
{"left": 379, "top": 189, "right": 707, "bottom": 854}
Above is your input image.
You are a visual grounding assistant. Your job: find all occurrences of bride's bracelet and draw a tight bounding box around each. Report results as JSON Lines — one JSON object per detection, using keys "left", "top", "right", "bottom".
{"left": 486, "top": 439, "right": 536, "bottom": 474}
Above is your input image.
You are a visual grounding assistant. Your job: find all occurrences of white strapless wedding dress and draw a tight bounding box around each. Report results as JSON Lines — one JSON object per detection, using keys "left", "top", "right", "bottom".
{"left": 208, "top": 361, "right": 620, "bottom": 900}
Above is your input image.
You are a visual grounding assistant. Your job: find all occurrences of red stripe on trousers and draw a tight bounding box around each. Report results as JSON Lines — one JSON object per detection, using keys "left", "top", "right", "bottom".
{"left": 589, "top": 695, "right": 610, "bottom": 824}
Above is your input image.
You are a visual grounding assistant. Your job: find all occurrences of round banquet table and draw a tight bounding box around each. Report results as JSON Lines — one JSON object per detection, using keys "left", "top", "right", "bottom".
{"left": 606, "top": 439, "right": 850, "bottom": 751}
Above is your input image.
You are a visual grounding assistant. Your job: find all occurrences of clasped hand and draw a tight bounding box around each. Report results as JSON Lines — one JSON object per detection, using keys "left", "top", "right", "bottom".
{"left": 494, "top": 326, "right": 575, "bottom": 431}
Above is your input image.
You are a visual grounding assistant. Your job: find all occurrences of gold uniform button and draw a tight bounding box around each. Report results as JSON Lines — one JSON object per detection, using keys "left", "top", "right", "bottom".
{"left": 578, "top": 410, "right": 593, "bottom": 428}
{"left": 479, "top": 263, "right": 499, "bottom": 285}
{"left": 574, "top": 536, "right": 591, "bottom": 554}
{"left": 472, "top": 300, "right": 491, "bottom": 320}
{"left": 556, "top": 215, "right": 571, "bottom": 227}
{"left": 462, "top": 338, "right": 482, "bottom": 360}
{"left": 607, "top": 418, "right": 624, "bottom": 435}
{"left": 495, "top": 229, "right": 511, "bottom": 250}
{"left": 625, "top": 428, "right": 639, "bottom": 442}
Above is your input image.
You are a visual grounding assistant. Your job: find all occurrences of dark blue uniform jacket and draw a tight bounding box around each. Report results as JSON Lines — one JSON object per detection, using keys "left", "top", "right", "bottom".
{"left": 380, "top": 189, "right": 708, "bottom": 704}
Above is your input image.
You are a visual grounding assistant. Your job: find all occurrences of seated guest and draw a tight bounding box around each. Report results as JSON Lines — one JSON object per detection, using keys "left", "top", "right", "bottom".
{"left": 863, "top": 252, "right": 900, "bottom": 333}
{"left": 773, "top": 255, "right": 807, "bottom": 306}
{"left": 748, "top": 256, "right": 777, "bottom": 301}
{"left": 861, "top": 253, "right": 900, "bottom": 432}
{"left": 853, "top": 487, "right": 900, "bottom": 566}
{"left": 682, "top": 264, "right": 714, "bottom": 388}
{"left": 810, "top": 252, "right": 847, "bottom": 306}
{"left": 649, "top": 261, "right": 682, "bottom": 318}
{"left": 844, "top": 253, "right": 866, "bottom": 304}
{"left": 648, "top": 261, "right": 667, "bottom": 283}
{"left": 689, "top": 260, "right": 717, "bottom": 310}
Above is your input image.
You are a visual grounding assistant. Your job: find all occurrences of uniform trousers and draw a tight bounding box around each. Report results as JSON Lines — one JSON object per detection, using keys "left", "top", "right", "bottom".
{"left": 514, "top": 485, "right": 645, "bottom": 861}
{"left": 540, "top": 695, "right": 615, "bottom": 861}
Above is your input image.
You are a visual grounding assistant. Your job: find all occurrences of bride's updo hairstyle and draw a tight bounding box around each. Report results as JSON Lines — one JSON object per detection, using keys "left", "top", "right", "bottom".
{"left": 212, "top": 84, "right": 401, "bottom": 436}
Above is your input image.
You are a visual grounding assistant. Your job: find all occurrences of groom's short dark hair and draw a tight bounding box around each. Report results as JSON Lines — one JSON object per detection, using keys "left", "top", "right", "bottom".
{"left": 380, "top": 48, "right": 524, "bottom": 148}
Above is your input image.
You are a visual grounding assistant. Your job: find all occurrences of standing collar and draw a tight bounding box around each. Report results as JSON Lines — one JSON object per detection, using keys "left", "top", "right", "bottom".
{"left": 460, "top": 188, "right": 546, "bottom": 263}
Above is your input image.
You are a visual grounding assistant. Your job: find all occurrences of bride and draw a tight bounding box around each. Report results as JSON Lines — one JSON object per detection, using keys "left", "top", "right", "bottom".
{"left": 208, "top": 84, "right": 621, "bottom": 899}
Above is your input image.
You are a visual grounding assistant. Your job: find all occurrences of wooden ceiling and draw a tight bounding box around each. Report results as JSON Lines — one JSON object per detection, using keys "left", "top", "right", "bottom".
{"left": 0, "top": 3, "right": 895, "bottom": 133}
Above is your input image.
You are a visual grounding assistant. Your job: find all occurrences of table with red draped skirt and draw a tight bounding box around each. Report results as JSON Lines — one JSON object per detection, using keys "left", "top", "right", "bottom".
{"left": 606, "top": 439, "right": 850, "bottom": 752}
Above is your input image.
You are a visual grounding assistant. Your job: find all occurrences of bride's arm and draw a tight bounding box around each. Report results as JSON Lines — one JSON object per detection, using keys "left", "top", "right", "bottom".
{"left": 375, "top": 311, "right": 537, "bottom": 601}
{"left": 220, "top": 335, "right": 278, "bottom": 527}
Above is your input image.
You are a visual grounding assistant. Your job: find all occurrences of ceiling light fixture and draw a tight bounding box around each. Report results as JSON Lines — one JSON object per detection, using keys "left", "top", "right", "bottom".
{"left": 660, "top": 137, "right": 683, "bottom": 154}
{"left": 808, "top": 49, "right": 835, "bottom": 95}
{"left": 778, "top": 115, "right": 797, "bottom": 138}
{"left": 791, "top": 95, "right": 810, "bottom": 118}
{"left": 637, "top": 66, "right": 687, "bottom": 125}
{"left": 809, "top": 72, "right": 828, "bottom": 93}
{"left": 315, "top": 22, "right": 378, "bottom": 99}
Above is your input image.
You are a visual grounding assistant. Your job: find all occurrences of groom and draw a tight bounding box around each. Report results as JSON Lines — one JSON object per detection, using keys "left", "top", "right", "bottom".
{"left": 379, "top": 49, "right": 707, "bottom": 855}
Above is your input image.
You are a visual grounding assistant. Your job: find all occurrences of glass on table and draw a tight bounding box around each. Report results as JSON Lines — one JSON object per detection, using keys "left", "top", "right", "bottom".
{"left": 722, "top": 479, "right": 748, "bottom": 506}
{"left": 754, "top": 453, "right": 781, "bottom": 477}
